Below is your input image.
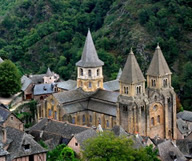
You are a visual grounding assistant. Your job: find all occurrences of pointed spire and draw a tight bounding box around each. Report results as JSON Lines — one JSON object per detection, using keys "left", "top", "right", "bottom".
{"left": 116, "top": 68, "right": 122, "bottom": 80}
{"left": 147, "top": 44, "right": 172, "bottom": 76}
{"left": 0, "top": 57, "right": 4, "bottom": 63}
{"left": 46, "top": 67, "right": 53, "bottom": 76}
{"left": 120, "top": 49, "right": 145, "bottom": 84}
{"left": 76, "top": 29, "right": 104, "bottom": 67}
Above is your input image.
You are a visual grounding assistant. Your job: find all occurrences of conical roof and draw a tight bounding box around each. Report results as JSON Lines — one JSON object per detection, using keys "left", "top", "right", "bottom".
{"left": 0, "top": 57, "right": 3, "bottom": 63}
{"left": 46, "top": 67, "right": 53, "bottom": 76}
{"left": 147, "top": 44, "right": 172, "bottom": 76}
{"left": 120, "top": 49, "right": 145, "bottom": 84}
{"left": 76, "top": 29, "right": 104, "bottom": 67}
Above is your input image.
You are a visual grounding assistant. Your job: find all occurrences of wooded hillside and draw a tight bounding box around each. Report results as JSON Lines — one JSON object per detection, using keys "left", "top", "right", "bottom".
{"left": 0, "top": 0, "right": 191, "bottom": 110}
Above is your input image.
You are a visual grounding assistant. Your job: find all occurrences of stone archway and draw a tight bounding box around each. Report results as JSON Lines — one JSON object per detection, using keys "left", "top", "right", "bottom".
{"left": 149, "top": 102, "right": 165, "bottom": 138}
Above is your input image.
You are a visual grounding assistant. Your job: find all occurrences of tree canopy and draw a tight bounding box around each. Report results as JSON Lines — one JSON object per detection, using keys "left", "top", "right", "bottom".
{"left": 47, "top": 144, "right": 79, "bottom": 161}
{"left": 82, "top": 131, "right": 160, "bottom": 161}
{"left": 0, "top": 60, "right": 21, "bottom": 97}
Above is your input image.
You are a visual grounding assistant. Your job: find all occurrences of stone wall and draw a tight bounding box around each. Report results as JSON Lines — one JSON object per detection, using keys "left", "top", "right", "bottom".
{"left": 3, "top": 114, "right": 23, "bottom": 131}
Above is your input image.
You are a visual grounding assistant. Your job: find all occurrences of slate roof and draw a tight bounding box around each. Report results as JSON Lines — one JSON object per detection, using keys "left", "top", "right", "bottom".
{"left": 29, "top": 74, "right": 45, "bottom": 84}
{"left": 104, "top": 80, "right": 120, "bottom": 91}
{"left": 0, "top": 146, "right": 9, "bottom": 157}
{"left": 147, "top": 44, "right": 172, "bottom": 76}
{"left": 29, "top": 130, "right": 62, "bottom": 150}
{"left": 176, "top": 139, "right": 192, "bottom": 157}
{"left": 4, "top": 127, "right": 47, "bottom": 160}
{"left": 76, "top": 29, "right": 104, "bottom": 67}
{"left": 33, "top": 83, "right": 55, "bottom": 95}
{"left": 177, "top": 110, "right": 192, "bottom": 122}
{"left": 0, "top": 57, "right": 3, "bottom": 63}
{"left": 91, "top": 89, "right": 119, "bottom": 103}
{"left": 57, "top": 80, "right": 77, "bottom": 91}
{"left": 120, "top": 48, "right": 145, "bottom": 84}
{"left": 88, "top": 100, "right": 116, "bottom": 116}
{"left": 111, "top": 126, "right": 128, "bottom": 136}
{"left": 54, "top": 89, "right": 118, "bottom": 116}
{"left": 53, "top": 89, "right": 89, "bottom": 104}
{"left": 177, "top": 118, "right": 191, "bottom": 134}
{"left": 29, "top": 118, "right": 89, "bottom": 141}
{"left": 75, "top": 129, "right": 97, "bottom": 148}
{"left": 62, "top": 102, "right": 87, "bottom": 114}
{"left": 21, "top": 75, "right": 32, "bottom": 91}
{"left": 157, "top": 140, "right": 186, "bottom": 161}
{"left": 0, "top": 104, "right": 11, "bottom": 124}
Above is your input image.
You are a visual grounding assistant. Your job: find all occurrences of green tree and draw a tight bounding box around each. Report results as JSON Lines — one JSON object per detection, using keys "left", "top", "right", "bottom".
{"left": 82, "top": 131, "right": 160, "bottom": 161}
{"left": 47, "top": 144, "right": 79, "bottom": 161}
{"left": 0, "top": 60, "right": 21, "bottom": 97}
{"left": 181, "top": 61, "right": 192, "bottom": 110}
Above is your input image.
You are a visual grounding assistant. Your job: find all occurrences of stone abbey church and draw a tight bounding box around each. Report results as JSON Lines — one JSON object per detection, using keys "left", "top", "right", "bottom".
{"left": 38, "top": 30, "right": 177, "bottom": 139}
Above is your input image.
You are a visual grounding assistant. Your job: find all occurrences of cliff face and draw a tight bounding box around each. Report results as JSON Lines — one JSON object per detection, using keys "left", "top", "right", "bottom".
{"left": 0, "top": 0, "right": 191, "bottom": 110}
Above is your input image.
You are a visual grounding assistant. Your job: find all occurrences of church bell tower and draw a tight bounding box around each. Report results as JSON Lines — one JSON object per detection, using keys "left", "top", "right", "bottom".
{"left": 76, "top": 29, "right": 104, "bottom": 92}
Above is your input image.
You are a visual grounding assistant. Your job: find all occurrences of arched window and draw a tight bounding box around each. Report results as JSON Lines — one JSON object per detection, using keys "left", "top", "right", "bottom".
{"left": 88, "top": 70, "right": 92, "bottom": 77}
{"left": 83, "top": 115, "right": 85, "bottom": 122}
{"left": 72, "top": 117, "right": 75, "bottom": 124}
{"left": 90, "top": 115, "right": 92, "bottom": 122}
{"left": 163, "top": 79, "right": 168, "bottom": 87}
{"left": 123, "top": 105, "right": 128, "bottom": 112}
{"left": 97, "top": 69, "right": 100, "bottom": 76}
{"left": 157, "top": 115, "right": 160, "bottom": 123}
{"left": 151, "top": 79, "right": 156, "bottom": 87}
{"left": 80, "top": 68, "right": 83, "bottom": 76}
{"left": 139, "top": 86, "right": 141, "bottom": 94}
{"left": 54, "top": 111, "right": 57, "bottom": 120}
{"left": 136, "top": 86, "right": 141, "bottom": 94}
{"left": 153, "top": 105, "right": 158, "bottom": 110}
{"left": 49, "top": 109, "right": 52, "bottom": 117}
{"left": 124, "top": 87, "right": 128, "bottom": 94}
{"left": 98, "top": 118, "right": 101, "bottom": 124}
{"left": 97, "top": 81, "right": 100, "bottom": 87}
{"left": 151, "top": 117, "right": 154, "bottom": 126}
{"left": 107, "top": 120, "right": 109, "bottom": 127}
{"left": 89, "top": 82, "right": 92, "bottom": 88}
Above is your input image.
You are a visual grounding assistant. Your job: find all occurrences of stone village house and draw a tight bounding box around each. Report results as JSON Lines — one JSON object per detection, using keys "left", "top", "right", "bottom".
{"left": 0, "top": 104, "right": 47, "bottom": 161}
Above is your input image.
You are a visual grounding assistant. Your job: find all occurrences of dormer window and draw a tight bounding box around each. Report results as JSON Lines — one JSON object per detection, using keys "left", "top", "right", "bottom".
{"left": 24, "top": 144, "right": 30, "bottom": 151}
{"left": 88, "top": 70, "right": 92, "bottom": 77}
{"left": 80, "top": 68, "right": 83, "bottom": 76}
